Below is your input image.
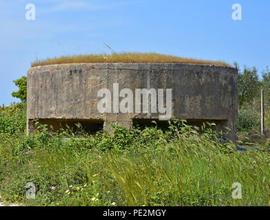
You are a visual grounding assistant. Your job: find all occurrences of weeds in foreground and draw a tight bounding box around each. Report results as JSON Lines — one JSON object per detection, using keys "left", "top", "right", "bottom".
{"left": 0, "top": 104, "right": 270, "bottom": 206}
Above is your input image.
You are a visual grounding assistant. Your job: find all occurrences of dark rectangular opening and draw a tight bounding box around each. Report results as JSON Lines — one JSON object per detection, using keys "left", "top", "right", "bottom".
{"left": 132, "top": 119, "right": 170, "bottom": 130}
{"left": 132, "top": 118, "right": 227, "bottom": 131}
{"left": 185, "top": 119, "right": 227, "bottom": 129}
{"left": 30, "top": 118, "right": 104, "bottom": 134}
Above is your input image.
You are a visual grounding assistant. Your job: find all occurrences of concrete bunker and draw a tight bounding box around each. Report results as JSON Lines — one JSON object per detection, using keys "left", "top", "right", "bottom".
{"left": 27, "top": 62, "right": 238, "bottom": 140}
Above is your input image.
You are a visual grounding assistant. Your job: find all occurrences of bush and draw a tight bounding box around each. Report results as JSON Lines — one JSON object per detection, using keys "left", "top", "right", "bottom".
{"left": 237, "top": 108, "right": 260, "bottom": 132}
{"left": 0, "top": 103, "right": 26, "bottom": 134}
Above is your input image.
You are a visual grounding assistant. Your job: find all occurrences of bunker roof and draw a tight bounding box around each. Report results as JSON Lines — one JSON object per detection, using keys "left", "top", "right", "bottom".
{"left": 31, "top": 53, "right": 232, "bottom": 68}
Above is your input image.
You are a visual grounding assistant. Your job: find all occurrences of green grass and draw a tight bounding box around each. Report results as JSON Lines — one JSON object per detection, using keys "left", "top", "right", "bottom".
{"left": 0, "top": 104, "right": 270, "bottom": 206}
{"left": 31, "top": 52, "right": 231, "bottom": 68}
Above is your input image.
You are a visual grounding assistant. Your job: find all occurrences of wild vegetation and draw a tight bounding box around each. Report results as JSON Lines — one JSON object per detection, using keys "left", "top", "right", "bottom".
{"left": 0, "top": 64, "right": 270, "bottom": 206}
{"left": 237, "top": 66, "right": 270, "bottom": 137}
{"left": 0, "top": 103, "right": 270, "bottom": 206}
{"left": 31, "top": 53, "right": 230, "bottom": 67}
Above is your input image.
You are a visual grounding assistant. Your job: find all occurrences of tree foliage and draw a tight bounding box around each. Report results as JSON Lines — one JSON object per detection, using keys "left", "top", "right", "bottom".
{"left": 12, "top": 76, "right": 27, "bottom": 103}
{"left": 238, "top": 67, "right": 261, "bottom": 106}
{"left": 261, "top": 68, "right": 270, "bottom": 104}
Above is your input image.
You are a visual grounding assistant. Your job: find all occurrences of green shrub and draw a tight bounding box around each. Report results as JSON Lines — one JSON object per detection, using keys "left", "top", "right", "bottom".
{"left": 1, "top": 104, "right": 270, "bottom": 206}
{"left": 0, "top": 103, "right": 26, "bottom": 134}
{"left": 237, "top": 108, "right": 260, "bottom": 132}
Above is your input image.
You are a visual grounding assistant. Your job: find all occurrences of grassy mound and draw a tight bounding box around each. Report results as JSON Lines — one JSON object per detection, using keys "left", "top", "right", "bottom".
{"left": 0, "top": 104, "right": 270, "bottom": 206}
{"left": 31, "top": 53, "right": 231, "bottom": 68}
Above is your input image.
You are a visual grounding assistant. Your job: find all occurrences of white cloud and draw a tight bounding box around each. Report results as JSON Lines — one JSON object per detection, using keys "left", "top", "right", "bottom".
{"left": 38, "top": 0, "right": 139, "bottom": 14}
{"left": 0, "top": 0, "right": 132, "bottom": 50}
{"left": 39, "top": 0, "right": 111, "bottom": 14}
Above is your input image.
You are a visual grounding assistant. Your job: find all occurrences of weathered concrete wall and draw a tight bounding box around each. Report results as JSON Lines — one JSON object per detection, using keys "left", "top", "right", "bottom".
{"left": 27, "top": 63, "right": 238, "bottom": 140}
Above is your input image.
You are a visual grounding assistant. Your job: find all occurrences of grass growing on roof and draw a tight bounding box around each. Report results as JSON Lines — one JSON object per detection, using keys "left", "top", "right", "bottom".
{"left": 31, "top": 53, "right": 231, "bottom": 67}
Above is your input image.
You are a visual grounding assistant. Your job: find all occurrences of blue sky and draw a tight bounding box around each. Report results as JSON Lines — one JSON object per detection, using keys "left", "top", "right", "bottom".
{"left": 0, "top": 0, "right": 269, "bottom": 105}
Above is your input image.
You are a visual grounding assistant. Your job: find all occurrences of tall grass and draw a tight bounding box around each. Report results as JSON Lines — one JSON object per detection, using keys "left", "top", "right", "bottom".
{"left": 31, "top": 53, "right": 231, "bottom": 68}
{"left": 0, "top": 104, "right": 270, "bottom": 206}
